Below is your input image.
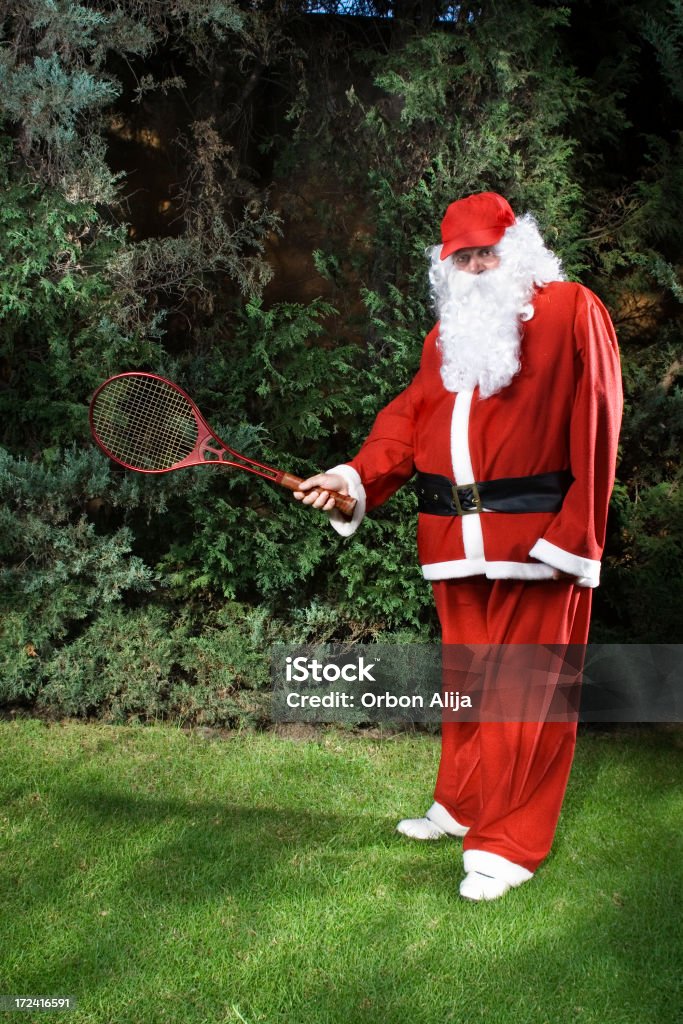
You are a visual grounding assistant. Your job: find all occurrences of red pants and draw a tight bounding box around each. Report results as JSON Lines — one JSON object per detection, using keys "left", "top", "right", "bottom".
{"left": 431, "top": 578, "right": 592, "bottom": 875}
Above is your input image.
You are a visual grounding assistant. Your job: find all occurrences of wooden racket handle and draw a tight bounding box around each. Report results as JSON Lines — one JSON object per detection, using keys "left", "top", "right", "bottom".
{"left": 280, "top": 472, "right": 357, "bottom": 517}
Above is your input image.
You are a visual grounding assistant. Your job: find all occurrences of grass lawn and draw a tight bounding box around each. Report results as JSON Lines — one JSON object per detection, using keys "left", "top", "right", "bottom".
{"left": 0, "top": 720, "right": 681, "bottom": 1024}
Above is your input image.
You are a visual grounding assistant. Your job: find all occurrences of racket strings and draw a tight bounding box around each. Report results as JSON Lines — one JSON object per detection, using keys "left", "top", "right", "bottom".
{"left": 92, "top": 376, "right": 199, "bottom": 470}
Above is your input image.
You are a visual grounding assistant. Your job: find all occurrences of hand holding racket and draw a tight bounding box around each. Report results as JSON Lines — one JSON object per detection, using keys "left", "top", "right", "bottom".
{"left": 89, "top": 372, "right": 357, "bottom": 516}
{"left": 292, "top": 472, "right": 350, "bottom": 512}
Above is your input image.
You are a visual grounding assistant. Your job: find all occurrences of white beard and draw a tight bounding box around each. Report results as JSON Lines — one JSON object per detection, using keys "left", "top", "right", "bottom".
{"left": 428, "top": 214, "right": 564, "bottom": 398}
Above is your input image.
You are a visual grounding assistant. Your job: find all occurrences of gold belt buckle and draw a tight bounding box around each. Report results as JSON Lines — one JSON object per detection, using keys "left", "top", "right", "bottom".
{"left": 452, "top": 481, "right": 483, "bottom": 515}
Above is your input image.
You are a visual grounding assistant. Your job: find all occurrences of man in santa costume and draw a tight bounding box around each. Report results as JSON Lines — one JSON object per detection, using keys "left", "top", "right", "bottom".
{"left": 294, "top": 192, "right": 622, "bottom": 901}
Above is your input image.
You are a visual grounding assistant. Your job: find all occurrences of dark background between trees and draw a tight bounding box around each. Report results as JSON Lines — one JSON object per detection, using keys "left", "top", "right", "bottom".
{"left": 1, "top": 0, "right": 681, "bottom": 725}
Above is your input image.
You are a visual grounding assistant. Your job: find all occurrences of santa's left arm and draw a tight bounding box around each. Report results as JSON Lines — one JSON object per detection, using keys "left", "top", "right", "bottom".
{"left": 529, "top": 286, "right": 623, "bottom": 588}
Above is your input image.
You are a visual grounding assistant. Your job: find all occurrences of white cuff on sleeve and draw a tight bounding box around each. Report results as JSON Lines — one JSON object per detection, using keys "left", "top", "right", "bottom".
{"left": 325, "top": 464, "right": 366, "bottom": 538}
{"left": 529, "top": 538, "right": 601, "bottom": 588}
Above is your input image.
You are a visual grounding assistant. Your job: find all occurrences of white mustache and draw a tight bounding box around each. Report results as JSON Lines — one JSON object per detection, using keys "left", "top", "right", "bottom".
{"left": 446, "top": 264, "right": 507, "bottom": 301}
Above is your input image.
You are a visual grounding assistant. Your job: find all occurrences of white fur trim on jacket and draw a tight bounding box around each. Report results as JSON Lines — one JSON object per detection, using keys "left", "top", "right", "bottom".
{"left": 325, "top": 464, "right": 366, "bottom": 538}
{"left": 463, "top": 849, "right": 534, "bottom": 885}
{"left": 421, "top": 558, "right": 558, "bottom": 582}
{"left": 529, "top": 538, "right": 600, "bottom": 588}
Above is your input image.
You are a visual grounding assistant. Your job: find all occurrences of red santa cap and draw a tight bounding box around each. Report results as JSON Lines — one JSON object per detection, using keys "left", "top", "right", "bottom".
{"left": 440, "top": 192, "right": 516, "bottom": 260}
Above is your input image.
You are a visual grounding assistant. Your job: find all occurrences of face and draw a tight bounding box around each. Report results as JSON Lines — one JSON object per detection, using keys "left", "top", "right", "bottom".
{"left": 451, "top": 245, "right": 501, "bottom": 274}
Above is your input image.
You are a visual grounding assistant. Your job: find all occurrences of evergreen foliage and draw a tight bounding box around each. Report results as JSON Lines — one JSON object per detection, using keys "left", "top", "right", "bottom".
{"left": 0, "top": 446, "right": 155, "bottom": 702}
{"left": 0, "top": 1, "right": 680, "bottom": 723}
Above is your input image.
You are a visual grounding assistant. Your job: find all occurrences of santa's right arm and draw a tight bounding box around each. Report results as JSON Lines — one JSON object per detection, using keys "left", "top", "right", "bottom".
{"left": 322, "top": 366, "right": 425, "bottom": 538}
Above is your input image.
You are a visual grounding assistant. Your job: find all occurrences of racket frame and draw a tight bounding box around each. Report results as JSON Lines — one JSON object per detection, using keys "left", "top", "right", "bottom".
{"left": 89, "top": 372, "right": 357, "bottom": 515}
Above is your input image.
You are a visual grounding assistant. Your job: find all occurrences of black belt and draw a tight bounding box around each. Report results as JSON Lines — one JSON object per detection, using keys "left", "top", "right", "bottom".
{"left": 415, "top": 470, "right": 573, "bottom": 516}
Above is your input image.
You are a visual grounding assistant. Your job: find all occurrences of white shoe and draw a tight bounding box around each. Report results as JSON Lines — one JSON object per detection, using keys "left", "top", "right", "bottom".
{"left": 460, "top": 850, "right": 533, "bottom": 900}
{"left": 396, "top": 801, "right": 469, "bottom": 840}
{"left": 459, "top": 871, "right": 512, "bottom": 901}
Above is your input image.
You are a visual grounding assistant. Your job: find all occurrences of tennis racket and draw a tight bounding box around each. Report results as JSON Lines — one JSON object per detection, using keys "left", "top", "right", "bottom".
{"left": 88, "top": 372, "right": 357, "bottom": 516}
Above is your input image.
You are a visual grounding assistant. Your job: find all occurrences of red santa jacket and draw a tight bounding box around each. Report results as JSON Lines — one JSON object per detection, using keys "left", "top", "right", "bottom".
{"left": 328, "top": 281, "right": 623, "bottom": 588}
